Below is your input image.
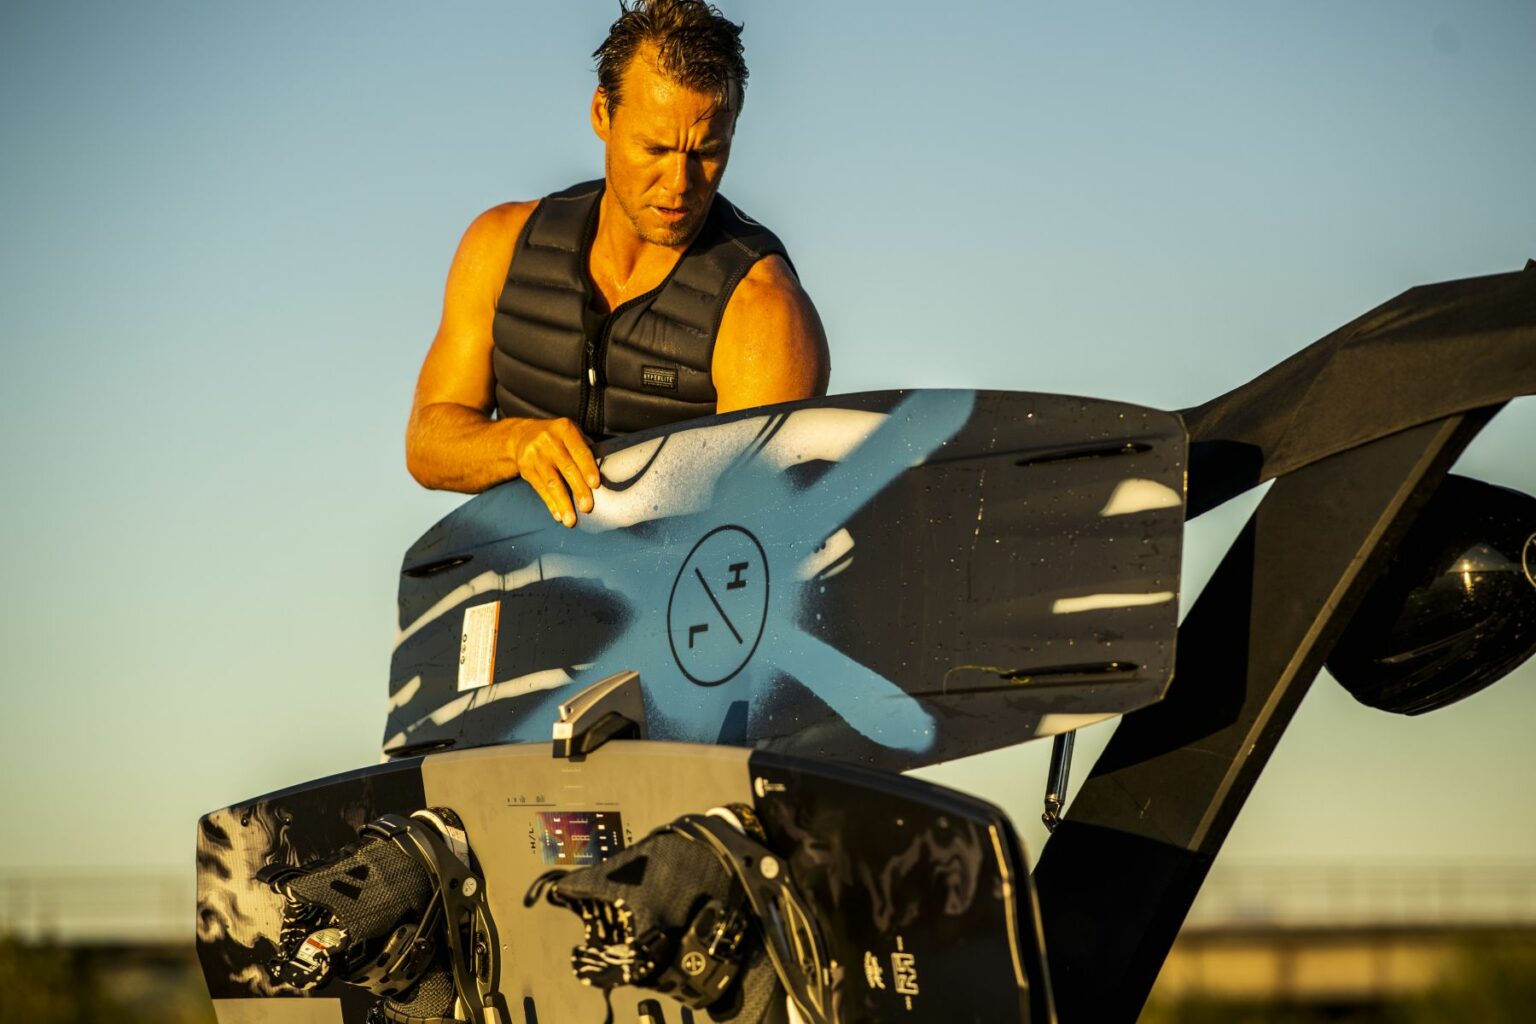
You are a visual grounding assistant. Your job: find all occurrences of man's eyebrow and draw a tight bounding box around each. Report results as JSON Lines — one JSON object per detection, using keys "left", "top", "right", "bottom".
{"left": 640, "top": 136, "right": 727, "bottom": 151}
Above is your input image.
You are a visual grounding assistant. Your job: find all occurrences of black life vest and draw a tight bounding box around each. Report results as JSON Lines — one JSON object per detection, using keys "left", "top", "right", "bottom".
{"left": 491, "top": 179, "right": 790, "bottom": 439}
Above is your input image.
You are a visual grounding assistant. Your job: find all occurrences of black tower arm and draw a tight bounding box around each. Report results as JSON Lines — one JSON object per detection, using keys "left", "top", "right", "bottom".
{"left": 1032, "top": 407, "right": 1499, "bottom": 1024}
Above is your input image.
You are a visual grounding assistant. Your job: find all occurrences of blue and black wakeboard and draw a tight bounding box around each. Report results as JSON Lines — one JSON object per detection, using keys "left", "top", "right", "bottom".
{"left": 386, "top": 390, "right": 1186, "bottom": 771}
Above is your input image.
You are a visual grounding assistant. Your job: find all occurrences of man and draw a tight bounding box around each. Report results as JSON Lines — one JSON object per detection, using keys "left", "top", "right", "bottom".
{"left": 406, "top": 0, "right": 830, "bottom": 527}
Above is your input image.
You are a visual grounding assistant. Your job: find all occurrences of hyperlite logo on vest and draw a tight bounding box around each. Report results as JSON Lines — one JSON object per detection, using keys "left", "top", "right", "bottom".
{"left": 642, "top": 365, "right": 679, "bottom": 391}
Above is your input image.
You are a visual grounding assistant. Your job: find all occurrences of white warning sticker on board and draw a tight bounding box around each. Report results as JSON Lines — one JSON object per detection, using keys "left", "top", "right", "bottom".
{"left": 458, "top": 602, "right": 500, "bottom": 692}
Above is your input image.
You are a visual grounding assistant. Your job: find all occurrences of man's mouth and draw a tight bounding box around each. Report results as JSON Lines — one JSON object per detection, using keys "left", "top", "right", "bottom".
{"left": 652, "top": 205, "right": 691, "bottom": 224}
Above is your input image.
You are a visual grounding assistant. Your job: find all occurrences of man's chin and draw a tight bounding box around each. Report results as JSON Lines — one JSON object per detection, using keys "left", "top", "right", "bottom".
{"left": 639, "top": 211, "right": 705, "bottom": 248}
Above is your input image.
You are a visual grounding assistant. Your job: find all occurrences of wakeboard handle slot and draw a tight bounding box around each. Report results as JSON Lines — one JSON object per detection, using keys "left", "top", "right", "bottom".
{"left": 382, "top": 737, "right": 457, "bottom": 759}
{"left": 906, "top": 660, "right": 1141, "bottom": 699}
{"left": 923, "top": 439, "right": 1154, "bottom": 468}
{"left": 1013, "top": 441, "right": 1154, "bottom": 467}
{"left": 998, "top": 660, "right": 1140, "bottom": 681}
{"left": 402, "top": 554, "right": 475, "bottom": 578}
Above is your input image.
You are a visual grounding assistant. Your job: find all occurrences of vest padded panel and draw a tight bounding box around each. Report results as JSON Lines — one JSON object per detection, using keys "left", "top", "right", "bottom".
{"left": 491, "top": 179, "right": 790, "bottom": 438}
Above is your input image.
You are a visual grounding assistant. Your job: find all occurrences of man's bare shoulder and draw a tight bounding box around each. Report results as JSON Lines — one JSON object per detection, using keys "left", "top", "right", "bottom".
{"left": 732, "top": 253, "right": 809, "bottom": 307}
{"left": 713, "top": 253, "right": 830, "bottom": 410}
{"left": 454, "top": 200, "right": 540, "bottom": 267}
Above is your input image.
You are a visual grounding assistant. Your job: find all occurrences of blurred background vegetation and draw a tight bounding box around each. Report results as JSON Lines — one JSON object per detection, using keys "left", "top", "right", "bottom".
{"left": 0, "top": 936, "right": 212, "bottom": 1024}
{"left": 1141, "top": 945, "right": 1536, "bottom": 1023}
{"left": 5, "top": 860, "right": 1535, "bottom": 1022}
{"left": 3, "top": 933, "right": 1534, "bottom": 1023}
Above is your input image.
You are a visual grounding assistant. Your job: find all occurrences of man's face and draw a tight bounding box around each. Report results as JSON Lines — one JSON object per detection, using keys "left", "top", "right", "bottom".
{"left": 592, "top": 49, "right": 736, "bottom": 248}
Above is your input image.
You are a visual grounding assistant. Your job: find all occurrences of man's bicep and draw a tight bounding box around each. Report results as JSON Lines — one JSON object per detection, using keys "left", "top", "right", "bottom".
{"left": 712, "top": 256, "right": 831, "bottom": 414}
{"left": 415, "top": 325, "right": 495, "bottom": 414}
{"left": 413, "top": 204, "right": 529, "bottom": 414}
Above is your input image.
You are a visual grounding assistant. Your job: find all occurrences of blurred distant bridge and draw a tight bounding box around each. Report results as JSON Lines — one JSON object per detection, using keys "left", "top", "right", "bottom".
{"left": 7, "top": 860, "right": 1535, "bottom": 942}
{"left": 1186, "top": 861, "right": 1536, "bottom": 928}
{"left": 5, "top": 862, "right": 1536, "bottom": 1008}
{"left": 2, "top": 867, "right": 193, "bottom": 944}
{"left": 1162, "top": 862, "right": 1536, "bottom": 1005}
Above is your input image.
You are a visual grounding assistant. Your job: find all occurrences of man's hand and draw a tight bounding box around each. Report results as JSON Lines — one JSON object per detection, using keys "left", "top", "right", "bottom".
{"left": 405, "top": 404, "right": 601, "bottom": 527}
{"left": 506, "top": 417, "right": 602, "bottom": 528}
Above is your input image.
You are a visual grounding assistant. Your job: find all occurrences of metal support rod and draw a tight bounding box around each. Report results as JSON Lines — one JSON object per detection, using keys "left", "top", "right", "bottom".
{"left": 1041, "top": 731, "right": 1076, "bottom": 833}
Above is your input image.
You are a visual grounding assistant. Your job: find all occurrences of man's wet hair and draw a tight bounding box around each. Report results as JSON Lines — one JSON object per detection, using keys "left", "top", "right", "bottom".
{"left": 594, "top": 0, "right": 748, "bottom": 118}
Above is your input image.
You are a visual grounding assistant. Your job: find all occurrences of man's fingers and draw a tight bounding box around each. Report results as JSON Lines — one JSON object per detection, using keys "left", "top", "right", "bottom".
{"left": 529, "top": 475, "right": 563, "bottom": 524}
{"left": 556, "top": 419, "right": 602, "bottom": 489}
{"left": 542, "top": 469, "right": 576, "bottom": 527}
{"left": 523, "top": 453, "right": 574, "bottom": 526}
{"left": 573, "top": 440, "right": 601, "bottom": 491}
{"left": 514, "top": 420, "right": 595, "bottom": 528}
{"left": 557, "top": 458, "right": 594, "bottom": 514}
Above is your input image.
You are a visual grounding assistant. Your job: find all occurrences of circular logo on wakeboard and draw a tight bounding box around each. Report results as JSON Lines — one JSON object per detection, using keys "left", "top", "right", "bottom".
{"left": 667, "top": 525, "right": 770, "bottom": 686}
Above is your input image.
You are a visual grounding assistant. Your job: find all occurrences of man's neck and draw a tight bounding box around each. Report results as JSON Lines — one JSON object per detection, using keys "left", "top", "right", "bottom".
{"left": 588, "top": 191, "right": 689, "bottom": 310}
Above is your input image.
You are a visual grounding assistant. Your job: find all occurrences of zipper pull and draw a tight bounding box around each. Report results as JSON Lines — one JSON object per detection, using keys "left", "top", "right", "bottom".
{"left": 588, "top": 367, "right": 597, "bottom": 386}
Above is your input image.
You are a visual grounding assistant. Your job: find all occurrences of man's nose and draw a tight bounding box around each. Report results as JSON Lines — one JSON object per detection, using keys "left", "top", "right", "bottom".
{"left": 667, "top": 153, "right": 692, "bottom": 194}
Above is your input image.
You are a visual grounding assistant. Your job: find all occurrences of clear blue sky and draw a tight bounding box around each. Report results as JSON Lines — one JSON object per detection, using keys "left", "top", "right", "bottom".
{"left": 1, "top": 1, "right": 1533, "bottom": 873}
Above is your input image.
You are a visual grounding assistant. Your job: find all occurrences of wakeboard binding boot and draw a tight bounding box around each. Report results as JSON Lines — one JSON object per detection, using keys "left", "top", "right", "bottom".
{"left": 528, "top": 804, "right": 831, "bottom": 1024}
{"left": 256, "top": 808, "right": 510, "bottom": 1024}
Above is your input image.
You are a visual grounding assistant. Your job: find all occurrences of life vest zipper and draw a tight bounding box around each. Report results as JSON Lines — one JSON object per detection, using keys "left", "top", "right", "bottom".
{"left": 587, "top": 316, "right": 615, "bottom": 438}
{"left": 583, "top": 288, "right": 651, "bottom": 439}
{"left": 578, "top": 338, "right": 599, "bottom": 437}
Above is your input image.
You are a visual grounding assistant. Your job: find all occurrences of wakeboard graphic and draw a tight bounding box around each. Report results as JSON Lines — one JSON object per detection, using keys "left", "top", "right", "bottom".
{"left": 387, "top": 390, "right": 1186, "bottom": 770}
{"left": 196, "top": 740, "right": 1053, "bottom": 1024}
{"left": 196, "top": 760, "right": 429, "bottom": 1017}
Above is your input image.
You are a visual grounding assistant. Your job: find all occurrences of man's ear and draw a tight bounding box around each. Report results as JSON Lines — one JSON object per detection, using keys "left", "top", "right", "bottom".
{"left": 591, "top": 87, "right": 611, "bottom": 142}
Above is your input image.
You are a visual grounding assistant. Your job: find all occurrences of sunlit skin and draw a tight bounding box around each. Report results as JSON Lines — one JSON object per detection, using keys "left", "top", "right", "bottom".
{"left": 591, "top": 50, "right": 734, "bottom": 257}
{"left": 406, "top": 47, "right": 829, "bottom": 525}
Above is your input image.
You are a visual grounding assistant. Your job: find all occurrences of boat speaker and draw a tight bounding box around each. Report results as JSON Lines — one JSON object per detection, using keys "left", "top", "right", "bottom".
{"left": 1327, "top": 474, "right": 1536, "bottom": 715}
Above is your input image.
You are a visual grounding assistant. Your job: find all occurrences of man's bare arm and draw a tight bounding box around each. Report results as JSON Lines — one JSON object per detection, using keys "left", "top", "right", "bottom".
{"left": 711, "top": 255, "right": 831, "bottom": 413}
{"left": 405, "top": 203, "right": 600, "bottom": 524}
